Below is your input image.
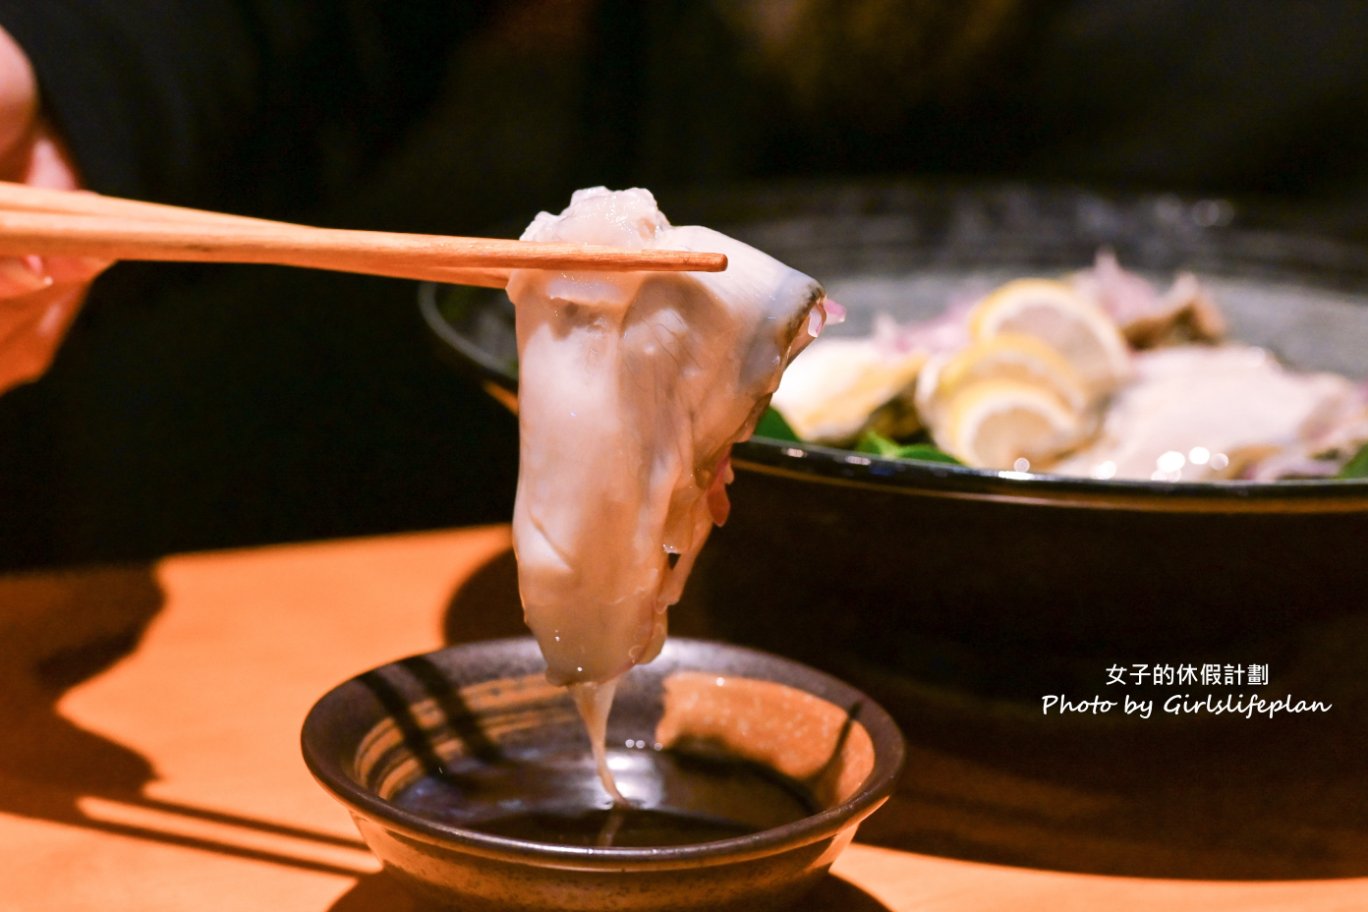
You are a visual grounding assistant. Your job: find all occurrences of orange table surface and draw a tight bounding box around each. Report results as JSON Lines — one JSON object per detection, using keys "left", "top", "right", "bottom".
{"left": 1, "top": 525, "right": 1364, "bottom": 911}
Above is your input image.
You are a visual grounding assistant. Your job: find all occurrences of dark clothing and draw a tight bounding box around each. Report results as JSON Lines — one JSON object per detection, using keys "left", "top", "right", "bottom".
{"left": 0, "top": 2, "right": 490, "bottom": 214}
{"left": 0, "top": 2, "right": 519, "bottom": 571}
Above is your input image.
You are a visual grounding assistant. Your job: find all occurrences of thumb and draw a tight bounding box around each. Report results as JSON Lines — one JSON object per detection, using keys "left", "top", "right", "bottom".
{"left": 0, "top": 25, "right": 39, "bottom": 171}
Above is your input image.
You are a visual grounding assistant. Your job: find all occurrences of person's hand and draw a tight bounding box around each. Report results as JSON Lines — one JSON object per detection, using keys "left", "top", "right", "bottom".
{"left": 0, "top": 25, "right": 108, "bottom": 393}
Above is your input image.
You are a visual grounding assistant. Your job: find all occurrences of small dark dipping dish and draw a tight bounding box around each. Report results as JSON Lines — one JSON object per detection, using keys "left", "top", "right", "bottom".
{"left": 301, "top": 637, "right": 905, "bottom": 912}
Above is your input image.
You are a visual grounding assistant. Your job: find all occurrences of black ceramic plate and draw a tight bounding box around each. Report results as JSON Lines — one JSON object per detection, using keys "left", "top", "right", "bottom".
{"left": 420, "top": 181, "right": 1368, "bottom": 514}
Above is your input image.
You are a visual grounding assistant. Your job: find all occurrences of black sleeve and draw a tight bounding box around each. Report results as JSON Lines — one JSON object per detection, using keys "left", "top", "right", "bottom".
{"left": 0, "top": 1, "right": 492, "bottom": 215}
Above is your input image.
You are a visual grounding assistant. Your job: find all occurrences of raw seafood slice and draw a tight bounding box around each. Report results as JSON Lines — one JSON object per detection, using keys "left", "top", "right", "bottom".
{"left": 1072, "top": 250, "right": 1225, "bottom": 348}
{"left": 506, "top": 188, "right": 828, "bottom": 690}
{"left": 1053, "top": 345, "right": 1356, "bottom": 481}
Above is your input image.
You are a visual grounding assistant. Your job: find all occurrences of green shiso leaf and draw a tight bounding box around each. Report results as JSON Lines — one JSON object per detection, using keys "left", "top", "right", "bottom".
{"left": 1335, "top": 441, "right": 1368, "bottom": 479}
{"left": 856, "top": 431, "right": 962, "bottom": 465}
{"left": 753, "top": 407, "right": 800, "bottom": 442}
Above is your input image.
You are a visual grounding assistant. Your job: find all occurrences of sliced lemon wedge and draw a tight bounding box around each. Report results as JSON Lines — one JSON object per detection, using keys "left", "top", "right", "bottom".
{"left": 917, "top": 331, "right": 1089, "bottom": 424}
{"left": 936, "top": 378, "right": 1084, "bottom": 470}
{"left": 968, "top": 278, "right": 1131, "bottom": 395}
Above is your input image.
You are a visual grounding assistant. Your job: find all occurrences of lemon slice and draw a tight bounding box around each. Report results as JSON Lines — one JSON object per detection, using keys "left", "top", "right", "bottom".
{"left": 968, "top": 279, "right": 1131, "bottom": 394}
{"left": 917, "top": 332, "right": 1089, "bottom": 424}
{"left": 937, "top": 378, "right": 1084, "bottom": 469}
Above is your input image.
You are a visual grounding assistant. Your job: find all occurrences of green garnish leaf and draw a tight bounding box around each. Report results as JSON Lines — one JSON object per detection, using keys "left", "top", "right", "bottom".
{"left": 1336, "top": 441, "right": 1368, "bottom": 479}
{"left": 855, "top": 430, "right": 903, "bottom": 457}
{"left": 754, "top": 407, "right": 801, "bottom": 442}
{"left": 889, "top": 443, "right": 964, "bottom": 465}
{"left": 856, "top": 431, "right": 962, "bottom": 465}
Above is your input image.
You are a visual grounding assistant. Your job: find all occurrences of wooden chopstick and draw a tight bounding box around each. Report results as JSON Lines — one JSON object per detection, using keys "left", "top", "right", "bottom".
{"left": 0, "top": 182, "right": 728, "bottom": 287}
{"left": 0, "top": 181, "right": 510, "bottom": 287}
{"left": 0, "top": 180, "right": 276, "bottom": 226}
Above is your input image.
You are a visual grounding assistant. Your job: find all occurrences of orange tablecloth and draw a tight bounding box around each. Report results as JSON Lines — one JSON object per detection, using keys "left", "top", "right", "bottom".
{"left": 1, "top": 526, "right": 1363, "bottom": 910}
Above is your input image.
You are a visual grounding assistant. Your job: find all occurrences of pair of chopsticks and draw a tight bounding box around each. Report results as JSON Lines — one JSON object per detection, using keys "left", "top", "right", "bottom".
{"left": 0, "top": 181, "right": 727, "bottom": 288}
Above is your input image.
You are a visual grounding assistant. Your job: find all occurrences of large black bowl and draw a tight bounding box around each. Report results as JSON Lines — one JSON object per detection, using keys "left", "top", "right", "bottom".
{"left": 419, "top": 183, "right": 1368, "bottom": 697}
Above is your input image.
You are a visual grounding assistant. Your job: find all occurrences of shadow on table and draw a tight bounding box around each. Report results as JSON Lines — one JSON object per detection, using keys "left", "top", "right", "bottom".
{"left": 0, "top": 566, "right": 162, "bottom": 815}
{"left": 436, "top": 544, "right": 1368, "bottom": 883}
{"left": 0, "top": 564, "right": 369, "bottom": 878}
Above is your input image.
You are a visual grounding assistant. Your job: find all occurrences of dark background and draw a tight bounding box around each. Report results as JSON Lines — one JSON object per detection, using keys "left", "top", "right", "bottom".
{"left": 3, "top": 0, "right": 1368, "bottom": 569}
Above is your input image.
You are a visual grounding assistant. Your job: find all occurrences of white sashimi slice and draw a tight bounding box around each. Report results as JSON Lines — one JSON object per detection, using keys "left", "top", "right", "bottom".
{"left": 1055, "top": 345, "right": 1355, "bottom": 481}
{"left": 506, "top": 187, "right": 827, "bottom": 691}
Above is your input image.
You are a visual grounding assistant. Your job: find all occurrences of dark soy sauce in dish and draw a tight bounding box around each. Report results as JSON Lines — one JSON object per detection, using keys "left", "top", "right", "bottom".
{"left": 391, "top": 743, "right": 817, "bottom": 848}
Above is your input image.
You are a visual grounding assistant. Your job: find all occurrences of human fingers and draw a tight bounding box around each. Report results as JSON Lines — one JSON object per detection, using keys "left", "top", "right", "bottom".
{"left": 0, "top": 24, "right": 38, "bottom": 169}
{"left": 0, "top": 252, "right": 107, "bottom": 299}
{"left": 6, "top": 126, "right": 116, "bottom": 290}
{"left": 0, "top": 256, "right": 51, "bottom": 296}
{"left": 0, "top": 279, "right": 89, "bottom": 392}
